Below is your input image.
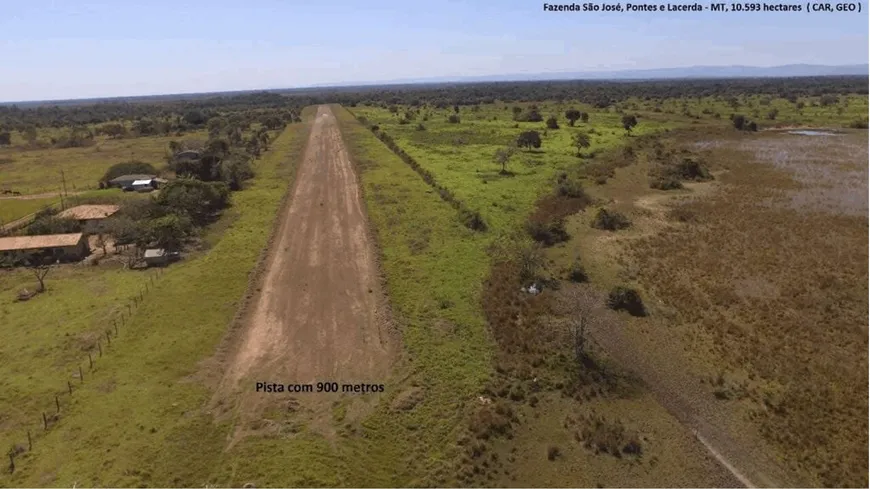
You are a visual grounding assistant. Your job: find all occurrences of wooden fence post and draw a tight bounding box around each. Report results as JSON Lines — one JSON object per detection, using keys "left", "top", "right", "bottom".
{"left": 68, "top": 381, "right": 73, "bottom": 395}
{"left": 27, "top": 430, "right": 32, "bottom": 451}
{"left": 42, "top": 412, "right": 47, "bottom": 430}
{"left": 55, "top": 395, "right": 60, "bottom": 413}
{"left": 114, "top": 321, "right": 119, "bottom": 335}
{"left": 8, "top": 453, "right": 13, "bottom": 474}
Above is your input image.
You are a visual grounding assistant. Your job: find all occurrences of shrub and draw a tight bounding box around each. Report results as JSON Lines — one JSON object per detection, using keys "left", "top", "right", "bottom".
{"left": 547, "top": 446, "right": 561, "bottom": 461}
{"left": 556, "top": 176, "right": 590, "bottom": 200}
{"left": 591, "top": 208, "right": 631, "bottom": 231}
{"left": 415, "top": 123, "right": 426, "bottom": 131}
{"left": 101, "top": 160, "right": 157, "bottom": 183}
{"left": 672, "top": 157, "right": 712, "bottom": 181}
{"left": 546, "top": 116, "right": 559, "bottom": 129}
{"left": 848, "top": 118, "right": 868, "bottom": 129}
{"left": 448, "top": 114, "right": 461, "bottom": 124}
{"left": 567, "top": 260, "right": 588, "bottom": 283}
{"left": 460, "top": 209, "right": 487, "bottom": 232}
{"left": 606, "top": 286, "right": 647, "bottom": 317}
{"left": 668, "top": 207, "right": 697, "bottom": 223}
{"left": 527, "top": 219, "right": 570, "bottom": 246}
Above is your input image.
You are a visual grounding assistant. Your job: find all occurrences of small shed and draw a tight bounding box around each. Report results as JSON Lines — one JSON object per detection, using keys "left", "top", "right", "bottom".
{"left": 57, "top": 205, "right": 120, "bottom": 227}
{"left": 0, "top": 233, "right": 90, "bottom": 262}
{"left": 108, "top": 174, "right": 156, "bottom": 189}
{"left": 143, "top": 248, "right": 170, "bottom": 267}
{"left": 131, "top": 179, "right": 156, "bottom": 192}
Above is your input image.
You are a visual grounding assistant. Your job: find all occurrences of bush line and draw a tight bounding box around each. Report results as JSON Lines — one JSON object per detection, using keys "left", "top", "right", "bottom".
{"left": 348, "top": 111, "right": 487, "bottom": 232}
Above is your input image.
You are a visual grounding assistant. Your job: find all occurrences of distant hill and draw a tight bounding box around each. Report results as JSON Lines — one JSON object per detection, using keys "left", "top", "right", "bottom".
{"left": 4, "top": 64, "right": 867, "bottom": 107}
{"left": 314, "top": 64, "right": 870, "bottom": 87}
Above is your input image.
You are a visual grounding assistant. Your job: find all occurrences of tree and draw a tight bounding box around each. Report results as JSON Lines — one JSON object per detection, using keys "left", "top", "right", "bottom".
{"left": 0, "top": 131, "right": 11, "bottom": 146}
{"left": 26, "top": 216, "right": 81, "bottom": 236}
{"left": 182, "top": 110, "right": 208, "bottom": 126}
{"left": 546, "top": 116, "right": 559, "bottom": 130}
{"left": 157, "top": 179, "right": 230, "bottom": 225}
{"left": 207, "top": 117, "right": 227, "bottom": 137}
{"left": 97, "top": 123, "right": 127, "bottom": 139}
{"left": 146, "top": 214, "right": 190, "bottom": 251}
{"left": 447, "top": 114, "right": 461, "bottom": 124}
{"left": 621, "top": 114, "right": 638, "bottom": 135}
{"left": 572, "top": 132, "right": 591, "bottom": 157}
{"left": 494, "top": 146, "right": 516, "bottom": 174}
{"left": 84, "top": 221, "right": 111, "bottom": 256}
{"left": 28, "top": 258, "right": 52, "bottom": 292}
{"left": 22, "top": 126, "right": 38, "bottom": 145}
{"left": 525, "top": 108, "right": 543, "bottom": 122}
{"left": 555, "top": 286, "right": 607, "bottom": 364}
{"left": 220, "top": 154, "right": 255, "bottom": 190}
{"left": 565, "top": 109, "right": 581, "bottom": 126}
{"left": 516, "top": 130, "right": 542, "bottom": 150}
{"left": 731, "top": 114, "right": 746, "bottom": 130}
{"left": 580, "top": 112, "right": 589, "bottom": 123}
{"left": 132, "top": 118, "right": 156, "bottom": 136}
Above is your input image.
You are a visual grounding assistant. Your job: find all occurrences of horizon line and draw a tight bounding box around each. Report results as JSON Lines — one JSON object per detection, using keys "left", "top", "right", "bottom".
{"left": 2, "top": 62, "right": 867, "bottom": 106}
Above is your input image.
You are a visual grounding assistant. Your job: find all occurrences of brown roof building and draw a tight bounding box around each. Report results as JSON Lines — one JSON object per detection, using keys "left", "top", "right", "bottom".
{"left": 0, "top": 233, "right": 90, "bottom": 262}
{"left": 58, "top": 205, "right": 120, "bottom": 226}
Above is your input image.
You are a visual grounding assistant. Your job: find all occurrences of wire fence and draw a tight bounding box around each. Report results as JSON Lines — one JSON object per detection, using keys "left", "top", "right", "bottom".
{"left": 6, "top": 266, "right": 167, "bottom": 475}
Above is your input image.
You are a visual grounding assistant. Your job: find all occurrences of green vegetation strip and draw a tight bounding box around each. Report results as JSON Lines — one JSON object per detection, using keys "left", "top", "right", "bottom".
{"left": 0, "top": 112, "right": 312, "bottom": 487}
{"left": 348, "top": 109, "right": 488, "bottom": 232}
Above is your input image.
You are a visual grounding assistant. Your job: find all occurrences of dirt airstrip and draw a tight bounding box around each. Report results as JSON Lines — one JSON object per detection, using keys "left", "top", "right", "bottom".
{"left": 215, "top": 106, "right": 396, "bottom": 437}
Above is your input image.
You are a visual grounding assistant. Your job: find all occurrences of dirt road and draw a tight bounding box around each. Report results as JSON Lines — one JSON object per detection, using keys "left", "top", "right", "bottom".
{"left": 217, "top": 106, "right": 395, "bottom": 432}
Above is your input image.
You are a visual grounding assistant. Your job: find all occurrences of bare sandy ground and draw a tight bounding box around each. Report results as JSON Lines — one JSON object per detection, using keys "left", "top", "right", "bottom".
{"left": 215, "top": 106, "right": 395, "bottom": 436}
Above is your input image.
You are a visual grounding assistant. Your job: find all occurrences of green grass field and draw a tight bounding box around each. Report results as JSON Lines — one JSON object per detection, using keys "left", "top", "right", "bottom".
{"left": 0, "top": 198, "right": 60, "bottom": 226}
{"left": 351, "top": 102, "right": 688, "bottom": 233}
{"left": 0, "top": 131, "right": 209, "bottom": 195}
{"left": 0, "top": 113, "right": 312, "bottom": 487}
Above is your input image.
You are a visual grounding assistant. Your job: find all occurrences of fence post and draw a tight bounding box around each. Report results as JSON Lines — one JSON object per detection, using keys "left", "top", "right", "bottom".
{"left": 68, "top": 381, "right": 73, "bottom": 395}
{"left": 79, "top": 366, "right": 84, "bottom": 383}
{"left": 106, "top": 330, "right": 111, "bottom": 345}
{"left": 88, "top": 352, "right": 93, "bottom": 370}
{"left": 27, "top": 430, "right": 32, "bottom": 451}
{"left": 55, "top": 395, "right": 60, "bottom": 413}
{"left": 42, "top": 412, "right": 47, "bottom": 430}
{"left": 8, "top": 453, "right": 13, "bottom": 474}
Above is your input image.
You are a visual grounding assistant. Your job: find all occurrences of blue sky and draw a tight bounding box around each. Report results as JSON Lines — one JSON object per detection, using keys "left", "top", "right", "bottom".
{"left": 1, "top": 0, "right": 867, "bottom": 101}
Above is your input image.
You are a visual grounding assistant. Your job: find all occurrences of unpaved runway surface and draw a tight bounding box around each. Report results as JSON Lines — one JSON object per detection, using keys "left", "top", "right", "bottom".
{"left": 218, "top": 106, "right": 394, "bottom": 430}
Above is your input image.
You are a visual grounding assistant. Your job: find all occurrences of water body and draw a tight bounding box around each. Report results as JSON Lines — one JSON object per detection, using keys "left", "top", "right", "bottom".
{"left": 787, "top": 130, "right": 841, "bottom": 136}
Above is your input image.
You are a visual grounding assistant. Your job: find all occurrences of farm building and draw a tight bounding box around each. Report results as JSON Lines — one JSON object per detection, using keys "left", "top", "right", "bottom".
{"left": 0, "top": 233, "right": 90, "bottom": 262}
{"left": 131, "top": 179, "right": 158, "bottom": 192}
{"left": 107, "top": 174, "right": 156, "bottom": 189}
{"left": 57, "top": 205, "right": 120, "bottom": 227}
